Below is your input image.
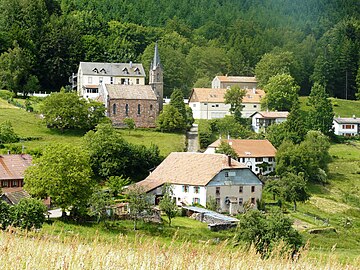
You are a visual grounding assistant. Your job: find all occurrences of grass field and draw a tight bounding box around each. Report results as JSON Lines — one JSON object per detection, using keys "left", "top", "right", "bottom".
{"left": 299, "top": 96, "right": 360, "bottom": 117}
{"left": 0, "top": 98, "right": 185, "bottom": 156}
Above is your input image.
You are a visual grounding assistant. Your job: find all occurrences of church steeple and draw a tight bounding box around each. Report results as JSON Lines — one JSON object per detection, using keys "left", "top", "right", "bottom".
{"left": 149, "top": 42, "right": 163, "bottom": 111}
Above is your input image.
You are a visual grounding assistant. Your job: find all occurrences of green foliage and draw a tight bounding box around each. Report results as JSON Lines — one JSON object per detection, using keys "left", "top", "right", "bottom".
{"left": 84, "top": 124, "right": 162, "bottom": 181}
{"left": 0, "top": 201, "right": 11, "bottom": 230}
{"left": 185, "top": 106, "right": 195, "bottom": 130}
{"left": 157, "top": 105, "right": 186, "bottom": 132}
{"left": 265, "top": 122, "right": 287, "bottom": 149}
{"left": 224, "top": 86, "right": 246, "bottom": 121}
{"left": 127, "top": 186, "right": 152, "bottom": 230}
{"left": 123, "top": 118, "right": 135, "bottom": 133}
{"left": 283, "top": 100, "right": 308, "bottom": 144}
{"left": 40, "top": 91, "right": 106, "bottom": 131}
{"left": 307, "top": 82, "right": 334, "bottom": 135}
{"left": 236, "top": 209, "right": 303, "bottom": 256}
{"left": 24, "top": 143, "right": 95, "bottom": 213}
{"left": 214, "top": 116, "right": 252, "bottom": 139}
{"left": 11, "top": 198, "right": 47, "bottom": 230}
{"left": 88, "top": 190, "right": 112, "bottom": 223}
{"left": 0, "top": 120, "right": 19, "bottom": 144}
{"left": 107, "top": 175, "right": 131, "bottom": 197}
{"left": 159, "top": 184, "right": 178, "bottom": 226}
{"left": 215, "top": 141, "right": 238, "bottom": 159}
{"left": 206, "top": 196, "right": 218, "bottom": 211}
{"left": 198, "top": 120, "right": 215, "bottom": 149}
{"left": 262, "top": 74, "right": 300, "bottom": 111}
{"left": 170, "top": 89, "right": 186, "bottom": 119}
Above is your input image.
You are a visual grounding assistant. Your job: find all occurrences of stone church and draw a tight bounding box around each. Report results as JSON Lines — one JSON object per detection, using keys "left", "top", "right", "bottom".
{"left": 77, "top": 43, "right": 163, "bottom": 128}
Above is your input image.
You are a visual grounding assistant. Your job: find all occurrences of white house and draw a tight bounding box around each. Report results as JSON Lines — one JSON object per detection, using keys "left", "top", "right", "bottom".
{"left": 205, "top": 139, "right": 277, "bottom": 175}
{"left": 135, "top": 152, "right": 263, "bottom": 215}
{"left": 333, "top": 117, "right": 360, "bottom": 136}
{"left": 77, "top": 62, "right": 146, "bottom": 99}
{"left": 188, "top": 88, "right": 265, "bottom": 119}
{"left": 250, "top": 111, "right": 289, "bottom": 133}
{"left": 212, "top": 75, "right": 258, "bottom": 89}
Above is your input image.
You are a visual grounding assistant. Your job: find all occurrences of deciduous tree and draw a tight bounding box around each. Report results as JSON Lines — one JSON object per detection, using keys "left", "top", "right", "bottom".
{"left": 224, "top": 86, "right": 246, "bottom": 121}
{"left": 11, "top": 198, "right": 47, "bottom": 230}
{"left": 159, "top": 183, "right": 178, "bottom": 226}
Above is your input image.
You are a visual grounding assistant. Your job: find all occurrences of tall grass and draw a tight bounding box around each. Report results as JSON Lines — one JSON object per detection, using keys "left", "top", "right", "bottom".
{"left": 0, "top": 230, "right": 358, "bottom": 270}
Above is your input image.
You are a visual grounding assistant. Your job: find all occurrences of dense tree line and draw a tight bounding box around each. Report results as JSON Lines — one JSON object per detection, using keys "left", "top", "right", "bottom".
{"left": 0, "top": 0, "right": 359, "bottom": 98}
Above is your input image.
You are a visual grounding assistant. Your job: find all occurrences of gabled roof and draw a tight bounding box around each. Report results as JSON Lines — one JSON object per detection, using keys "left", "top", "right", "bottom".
{"left": 214, "top": 76, "right": 257, "bottom": 83}
{"left": 135, "top": 152, "right": 247, "bottom": 192}
{"left": 1, "top": 189, "right": 30, "bottom": 205}
{"left": 250, "top": 111, "right": 289, "bottom": 119}
{"left": 208, "top": 139, "right": 276, "bottom": 158}
{"left": 333, "top": 117, "right": 360, "bottom": 124}
{"left": 106, "top": 84, "right": 157, "bottom": 100}
{"left": 0, "top": 154, "right": 32, "bottom": 180}
{"left": 189, "top": 88, "right": 265, "bottom": 103}
{"left": 79, "top": 62, "right": 146, "bottom": 77}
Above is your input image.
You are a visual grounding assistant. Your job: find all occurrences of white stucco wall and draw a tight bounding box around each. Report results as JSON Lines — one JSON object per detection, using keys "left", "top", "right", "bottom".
{"left": 333, "top": 121, "right": 359, "bottom": 136}
{"left": 189, "top": 102, "right": 231, "bottom": 119}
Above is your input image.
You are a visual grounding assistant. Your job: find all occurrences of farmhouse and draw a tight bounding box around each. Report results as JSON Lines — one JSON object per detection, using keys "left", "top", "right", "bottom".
{"left": 0, "top": 154, "right": 32, "bottom": 189}
{"left": 205, "top": 139, "right": 276, "bottom": 175}
{"left": 333, "top": 116, "right": 360, "bottom": 136}
{"left": 212, "top": 75, "right": 258, "bottom": 89}
{"left": 188, "top": 88, "right": 265, "bottom": 119}
{"left": 135, "top": 152, "right": 263, "bottom": 215}
{"left": 250, "top": 111, "right": 289, "bottom": 133}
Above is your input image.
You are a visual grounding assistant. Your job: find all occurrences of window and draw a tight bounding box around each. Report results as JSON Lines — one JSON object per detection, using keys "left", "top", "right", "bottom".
{"left": 193, "top": 198, "right": 200, "bottom": 204}
{"left": 342, "top": 124, "right": 355, "bottom": 129}
{"left": 239, "top": 198, "right": 243, "bottom": 205}
{"left": 122, "top": 67, "right": 129, "bottom": 74}
{"left": 253, "top": 105, "right": 257, "bottom": 108}
{"left": 150, "top": 104, "right": 153, "bottom": 111}
{"left": 136, "top": 78, "right": 139, "bottom": 84}
{"left": 216, "top": 198, "right": 220, "bottom": 206}
{"left": 255, "top": 167, "right": 259, "bottom": 172}
{"left": 112, "top": 104, "right": 116, "bottom": 115}
{"left": 2, "top": 181, "right": 8, "bottom": 187}
{"left": 255, "top": 157, "right": 263, "bottom": 162}
{"left": 137, "top": 104, "right": 141, "bottom": 115}
{"left": 99, "top": 77, "right": 103, "bottom": 83}
{"left": 203, "top": 103, "right": 207, "bottom": 106}
{"left": 239, "top": 186, "right": 243, "bottom": 193}
{"left": 215, "top": 104, "right": 219, "bottom": 107}
{"left": 216, "top": 187, "right": 220, "bottom": 196}
{"left": 193, "top": 104, "right": 196, "bottom": 107}
{"left": 182, "top": 185, "right": 189, "bottom": 193}
{"left": 125, "top": 104, "right": 129, "bottom": 116}
{"left": 268, "top": 157, "right": 274, "bottom": 162}
{"left": 225, "top": 172, "right": 229, "bottom": 177}
{"left": 88, "top": 77, "right": 92, "bottom": 84}
{"left": 12, "top": 180, "right": 18, "bottom": 187}
{"left": 251, "top": 186, "right": 255, "bottom": 193}
{"left": 194, "top": 186, "right": 200, "bottom": 194}
{"left": 242, "top": 158, "right": 245, "bottom": 163}
{"left": 110, "top": 77, "right": 114, "bottom": 84}
{"left": 251, "top": 198, "right": 255, "bottom": 204}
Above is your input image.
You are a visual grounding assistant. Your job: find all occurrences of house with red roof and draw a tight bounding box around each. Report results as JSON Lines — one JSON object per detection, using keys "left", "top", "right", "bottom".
{"left": 0, "top": 154, "right": 32, "bottom": 189}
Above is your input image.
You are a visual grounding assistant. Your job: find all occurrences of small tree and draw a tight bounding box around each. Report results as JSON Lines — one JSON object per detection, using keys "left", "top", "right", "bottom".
{"left": 159, "top": 183, "right": 178, "bottom": 226}
{"left": 11, "top": 198, "right": 47, "bottom": 230}
{"left": 0, "top": 201, "right": 11, "bottom": 230}
{"left": 0, "top": 121, "right": 19, "bottom": 144}
{"left": 215, "top": 140, "right": 238, "bottom": 159}
{"left": 107, "top": 175, "right": 131, "bottom": 197}
{"left": 88, "top": 190, "right": 112, "bottom": 223}
{"left": 206, "top": 196, "right": 218, "bottom": 211}
{"left": 157, "top": 105, "right": 186, "bottom": 132}
{"left": 123, "top": 118, "right": 135, "bottom": 134}
{"left": 127, "top": 186, "right": 152, "bottom": 230}
{"left": 224, "top": 86, "right": 246, "bottom": 122}
{"left": 279, "top": 173, "right": 310, "bottom": 211}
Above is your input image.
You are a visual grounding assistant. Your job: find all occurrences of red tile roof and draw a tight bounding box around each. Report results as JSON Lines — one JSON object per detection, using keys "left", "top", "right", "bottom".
{"left": 189, "top": 88, "right": 265, "bottom": 103}
{"left": 0, "top": 154, "right": 32, "bottom": 180}
{"left": 215, "top": 76, "right": 257, "bottom": 83}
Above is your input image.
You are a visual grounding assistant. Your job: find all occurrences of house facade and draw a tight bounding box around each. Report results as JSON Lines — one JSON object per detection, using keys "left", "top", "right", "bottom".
{"left": 101, "top": 84, "right": 159, "bottom": 128}
{"left": 205, "top": 139, "right": 277, "bottom": 175}
{"left": 0, "top": 154, "right": 32, "bottom": 189}
{"left": 212, "top": 76, "right": 258, "bottom": 89}
{"left": 333, "top": 117, "right": 360, "bottom": 136}
{"left": 251, "top": 111, "right": 289, "bottom": 133}
{"left": 188, "top": 88, "right": 265, "bottom": 119}
{"left": 135, "top": 152, "right": 263, "bottom": 214}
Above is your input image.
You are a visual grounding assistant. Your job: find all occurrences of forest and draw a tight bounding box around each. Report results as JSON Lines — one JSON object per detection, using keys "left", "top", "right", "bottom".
{"left": 0, "top": 0, "right": 360, "bottom": 99}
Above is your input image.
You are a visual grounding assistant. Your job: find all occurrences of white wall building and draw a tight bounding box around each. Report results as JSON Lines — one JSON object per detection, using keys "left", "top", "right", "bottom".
{"left": 212, "top": 76, "right": 258, "bottom": 89}
{"left": 135, "top": 152, "right": 263, "bottom": 215}
{"left": 205, "top": 139, "right": 277, "bottom": 175}
{"left": 188, "top": 88, "right": 265, "bottom": 119}
{"left": 250, "top": 111, "right": 289, "bottom": 133}
{"left": 333, "top": 117, "right": 360, "bottom": 136}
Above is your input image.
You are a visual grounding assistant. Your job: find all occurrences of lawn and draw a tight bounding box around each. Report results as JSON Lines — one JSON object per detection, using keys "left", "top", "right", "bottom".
{"left": 299, "top": 96, "right": 360, "bottom": 117}
{"left": 0, "top": 97, "right": 185, "bottom": 156}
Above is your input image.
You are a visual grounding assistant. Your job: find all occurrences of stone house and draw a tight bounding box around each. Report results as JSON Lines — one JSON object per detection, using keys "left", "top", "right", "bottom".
{"left": 135, "top": 152, "right": 263, "bottom": 215}
{"left": 205, "top": 139, "right": 277, "bottom": 175}
{"left": 212, "top": 75, "right": 258, "bottom": 89}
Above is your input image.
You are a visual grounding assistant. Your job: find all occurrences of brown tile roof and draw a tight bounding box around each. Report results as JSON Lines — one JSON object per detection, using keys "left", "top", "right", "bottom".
{"left": 215, "top": 76, "right": 257, "bottom": 83}
{"left": 0, "top": 154, "right": 32, "bottom": 180}
{"left": 189, "top": 88, "right": 265, "bottom": 103}
{"left": 106, "top": 84, "right": 157, "bottom": 100}
{"left": 136, "top": 152, "right": 246, "bottom": 192}
{"left": 252, "top": 111, "right": 289, "bottom": 118}
{"left": 208, "top": 139, "right": 276, "bottom": 157}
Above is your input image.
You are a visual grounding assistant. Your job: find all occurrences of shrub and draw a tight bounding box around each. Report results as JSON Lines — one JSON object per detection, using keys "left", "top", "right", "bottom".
{"left": 11, "top": 198, "right": 47, "bottom": 230}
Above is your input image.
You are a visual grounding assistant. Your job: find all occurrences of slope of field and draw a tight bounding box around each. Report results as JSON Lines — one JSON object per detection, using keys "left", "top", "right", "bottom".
{"left": 0, "top": 98, "right": 185, "bottom": 156}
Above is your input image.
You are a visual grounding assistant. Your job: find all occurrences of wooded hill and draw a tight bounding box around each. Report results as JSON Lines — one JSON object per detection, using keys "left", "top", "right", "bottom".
{"left": 0, "top": 0, "right": 359, "bottom": 98}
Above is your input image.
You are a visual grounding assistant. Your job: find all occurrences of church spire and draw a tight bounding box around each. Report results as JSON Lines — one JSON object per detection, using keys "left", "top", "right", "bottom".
{"left": 153, "top": 42, "right": 161, "bottom": 69}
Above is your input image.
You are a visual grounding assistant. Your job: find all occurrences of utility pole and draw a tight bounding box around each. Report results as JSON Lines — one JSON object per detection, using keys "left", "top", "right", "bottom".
{"left": 345, "top": 70, "right": 348, "bottom": 100}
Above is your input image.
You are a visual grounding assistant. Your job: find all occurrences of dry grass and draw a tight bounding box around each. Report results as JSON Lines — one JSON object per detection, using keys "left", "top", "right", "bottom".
{"left": 0, "top": 230, "right": 358, "bottom": 270}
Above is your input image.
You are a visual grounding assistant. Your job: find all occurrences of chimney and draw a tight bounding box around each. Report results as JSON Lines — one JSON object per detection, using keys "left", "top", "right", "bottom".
{"left": 228, "top": 155, "right": 231, "bottom": 166}
{"left": 129, "top": 61, "right": 133, "bottom": 68}
{"left": 353, "top": 115, "right": 356, "bottom": 119}
{"left": 253, "top": 87, "right": 256, "bottom": 94}
{"left": 7, "top": 150, "right": 10, "bottom": 155}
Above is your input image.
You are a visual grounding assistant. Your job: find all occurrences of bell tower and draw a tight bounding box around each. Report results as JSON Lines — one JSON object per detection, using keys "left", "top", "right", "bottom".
{"left": 149, "top": 42, "right": 163, "bottom": 111}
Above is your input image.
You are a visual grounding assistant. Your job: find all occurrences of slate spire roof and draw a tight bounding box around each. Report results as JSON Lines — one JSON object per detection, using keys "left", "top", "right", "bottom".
{"left": 151, "top": 42, "right": 161, "bottom": 70}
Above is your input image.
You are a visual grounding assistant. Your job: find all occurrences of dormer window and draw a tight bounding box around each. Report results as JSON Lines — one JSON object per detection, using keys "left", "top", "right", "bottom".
{"left": 100, "top": 68, "right": 106, "bottom": 74}
{"left": 92, "top": 68, "right": 98, "bottom": 73}
{"left": 134, "top": 67, "right": 141, "bottom": 75}
{"left": 122, "top": 67, "right": 129, "bottom": 74}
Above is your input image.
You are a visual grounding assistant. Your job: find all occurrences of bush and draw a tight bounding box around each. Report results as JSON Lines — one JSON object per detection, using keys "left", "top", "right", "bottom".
{"left": 0, "top": 90, "right": 15, "bottom": 100}
{"left": 198, "top": 120, "right": 215, "bottom": 149}
{"left": 11, "top": 198, "right": 47, "bottom": 230}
